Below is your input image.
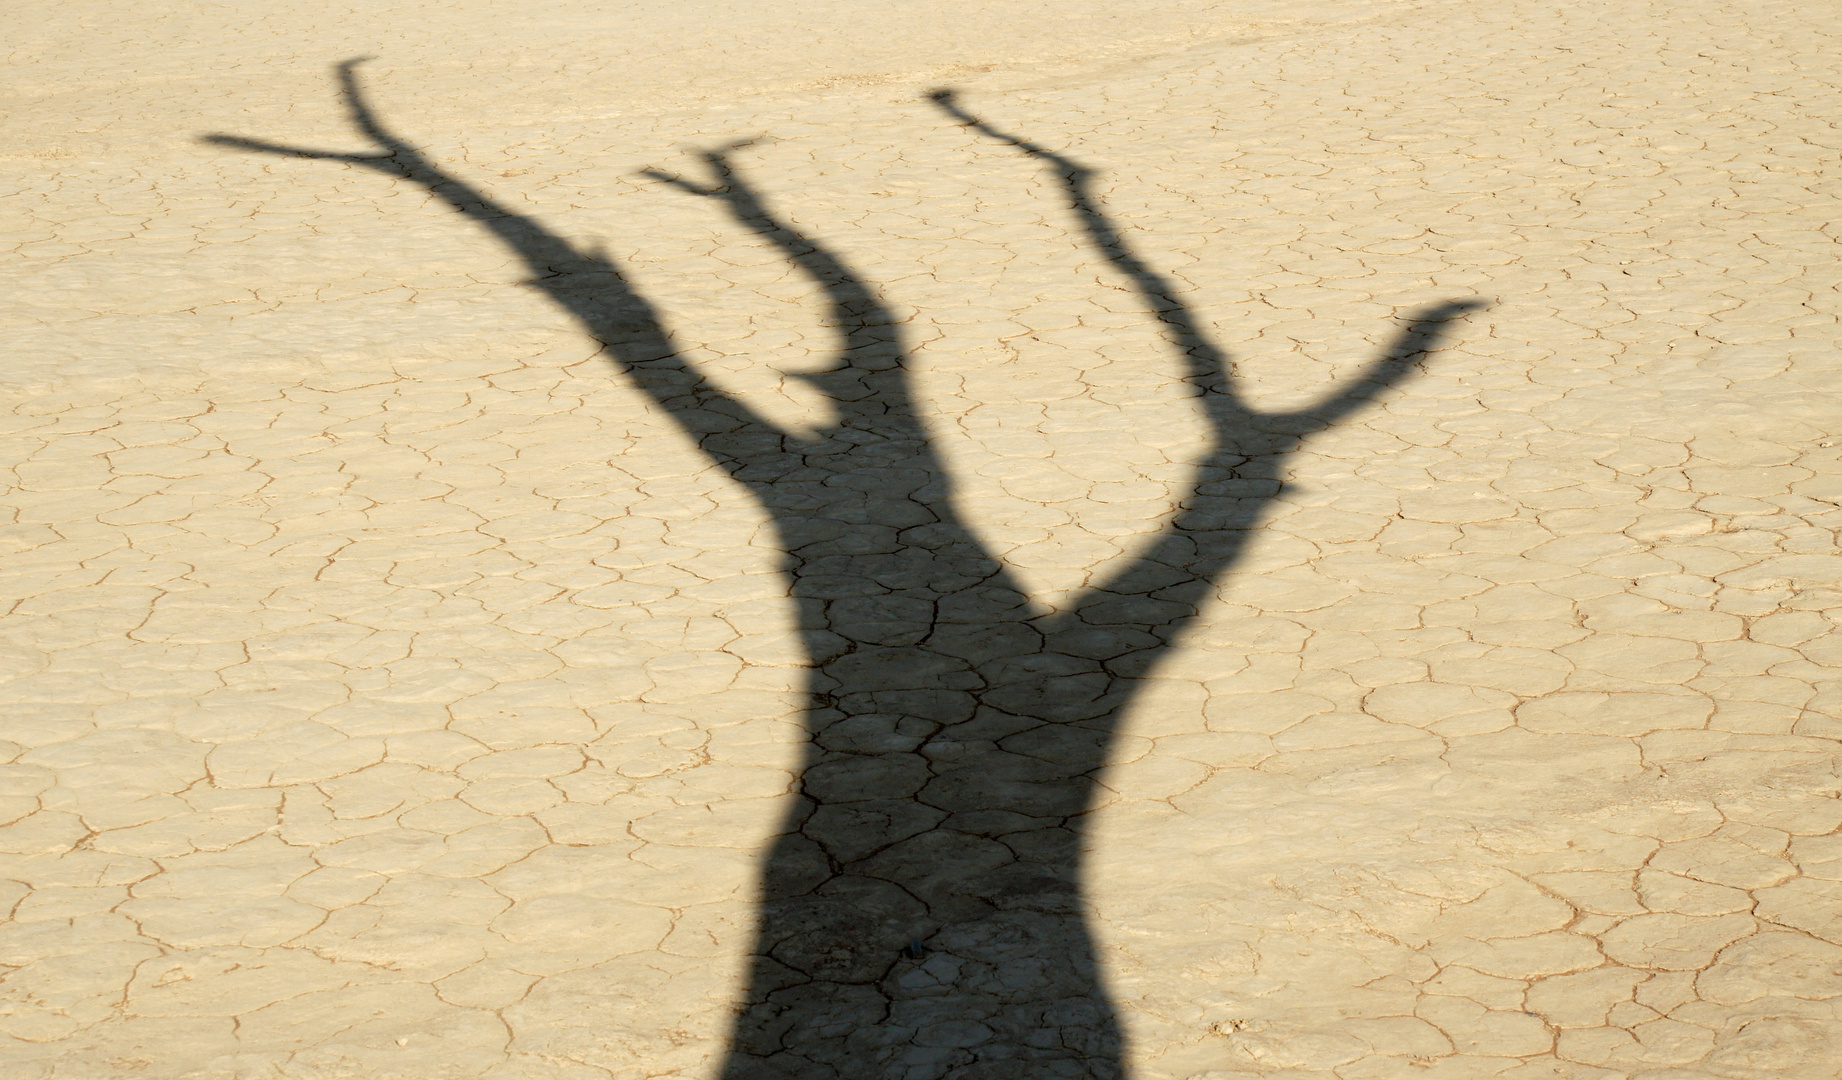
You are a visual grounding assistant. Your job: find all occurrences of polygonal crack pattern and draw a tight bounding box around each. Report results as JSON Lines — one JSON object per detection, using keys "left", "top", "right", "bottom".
{"left": 3, "top": 1, "right": 1842, "bottom": 1078}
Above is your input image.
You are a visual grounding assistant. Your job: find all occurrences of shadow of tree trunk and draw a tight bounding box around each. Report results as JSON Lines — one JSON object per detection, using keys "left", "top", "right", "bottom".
{"left": 206, "top": 61, "right": 1483, "bottom": 1080}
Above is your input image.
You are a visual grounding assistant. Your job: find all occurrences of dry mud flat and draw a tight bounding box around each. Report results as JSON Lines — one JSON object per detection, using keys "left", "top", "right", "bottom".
{"left": 3, "top": 0, "right": 1841, "bottom": 1077}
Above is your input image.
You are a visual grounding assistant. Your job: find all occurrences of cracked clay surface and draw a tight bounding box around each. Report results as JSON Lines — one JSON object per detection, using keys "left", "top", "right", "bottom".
{"left": 3, "top": 1, "right": 1842, "bottom": 1078}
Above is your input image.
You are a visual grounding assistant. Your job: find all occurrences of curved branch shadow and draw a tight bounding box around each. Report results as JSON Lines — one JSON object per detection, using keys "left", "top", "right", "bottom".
{"left": 204, "top": 62, "right": 1485, "bottom": 1080}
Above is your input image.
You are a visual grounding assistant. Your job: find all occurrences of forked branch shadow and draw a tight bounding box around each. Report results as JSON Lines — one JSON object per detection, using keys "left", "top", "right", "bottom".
{"left": 204, "top": 60, "right": 1485, "bottom": 1080}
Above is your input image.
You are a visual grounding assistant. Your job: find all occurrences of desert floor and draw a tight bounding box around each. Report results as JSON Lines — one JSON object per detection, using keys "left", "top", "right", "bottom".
{"left": 4, "top": 0, "right": 1841, "bottom": 1077}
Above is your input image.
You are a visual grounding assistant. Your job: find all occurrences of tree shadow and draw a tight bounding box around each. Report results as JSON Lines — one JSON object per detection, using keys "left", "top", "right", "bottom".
{"left": 205, "top": 60, "right": 1485, "bottom": 1080}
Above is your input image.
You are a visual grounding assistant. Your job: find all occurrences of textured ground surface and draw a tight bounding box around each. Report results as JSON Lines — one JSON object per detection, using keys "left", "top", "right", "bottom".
{"left": 4, "top": 0, "right": 1842, "bottom": 1077}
